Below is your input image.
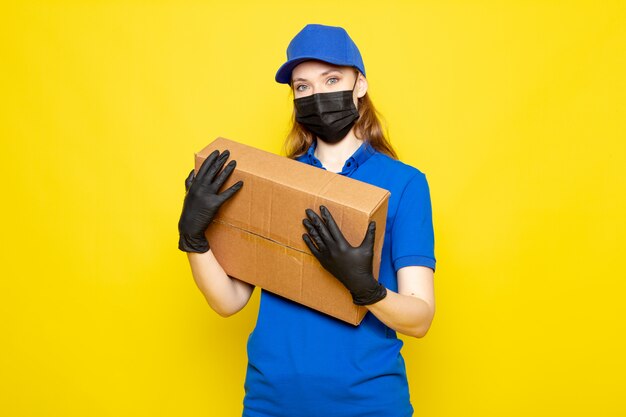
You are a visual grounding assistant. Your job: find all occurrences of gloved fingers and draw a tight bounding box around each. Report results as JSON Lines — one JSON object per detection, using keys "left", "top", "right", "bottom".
{"left": 360, "top": 221, "right": 377, "bottom": 249}
{"left": 184, "top": 169, "right": 195, "bottom": 192}
{"left": 305, "top": 208, "right": 334, "bottom": 245}
{"left": 302, "top": 234, "right": 322, "bottom": 258}
{"left": 196, "top": 149, "right": 220, "bottom": 183}
{"left": 319, "top": 205, "right": 349, "bottom": 246}
{"left": 302, "top": 218, "right": 327, "bottom": 253}
{"left": 217, "top": 180, "right": 244, "bottom": 202}
{"left": 213, "top": 159, "right": 237, "bottom": 190}
{"left": 205, "top": 150, "right": 231, "bottom": 185}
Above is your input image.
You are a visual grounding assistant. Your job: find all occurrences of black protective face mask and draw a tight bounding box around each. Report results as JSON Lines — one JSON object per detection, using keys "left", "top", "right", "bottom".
{"left": 293, "top": 74, "right": 360, "bottom": 144}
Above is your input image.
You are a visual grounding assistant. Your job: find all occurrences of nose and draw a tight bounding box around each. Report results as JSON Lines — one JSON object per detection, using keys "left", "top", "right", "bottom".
{"left": 307, "top": 81, "right": 327, "bottom": 95}
{"left": 308, "top": 82, "right": 321, "bottom": 95}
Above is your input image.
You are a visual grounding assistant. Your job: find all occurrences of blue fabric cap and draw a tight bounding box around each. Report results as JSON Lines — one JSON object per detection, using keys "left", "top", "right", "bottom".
{"left": 275, "top": 23, "right": 366, "bottom": 85}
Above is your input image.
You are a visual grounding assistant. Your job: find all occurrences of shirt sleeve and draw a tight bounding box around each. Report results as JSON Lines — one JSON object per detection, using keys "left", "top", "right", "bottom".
{"left": 391, "top": 171, "right": 436, "bottom": 272}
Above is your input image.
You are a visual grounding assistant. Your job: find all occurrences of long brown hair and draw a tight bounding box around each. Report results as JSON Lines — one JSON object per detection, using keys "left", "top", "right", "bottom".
{"left": 281, "top": 68, "right": 399, "bottom": 160}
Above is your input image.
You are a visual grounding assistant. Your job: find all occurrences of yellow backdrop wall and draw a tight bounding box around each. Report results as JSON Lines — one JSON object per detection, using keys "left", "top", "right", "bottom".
{"left": 1, "top": 1, "right": 624, "bottom": 415}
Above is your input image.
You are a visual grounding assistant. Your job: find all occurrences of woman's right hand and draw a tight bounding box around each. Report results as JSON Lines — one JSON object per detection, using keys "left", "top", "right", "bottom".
{"left": 178, "top": 149, "right": 244, "bottom": 253}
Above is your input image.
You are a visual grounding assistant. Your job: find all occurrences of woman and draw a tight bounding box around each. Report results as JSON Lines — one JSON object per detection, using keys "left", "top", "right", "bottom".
{"left": 178, "top": 23, "right": 436, "bottom": 417}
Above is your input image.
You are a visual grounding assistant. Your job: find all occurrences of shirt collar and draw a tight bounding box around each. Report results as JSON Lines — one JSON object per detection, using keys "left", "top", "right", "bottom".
{"left": 298, "top": 139, "right": 377, "bottom": 175}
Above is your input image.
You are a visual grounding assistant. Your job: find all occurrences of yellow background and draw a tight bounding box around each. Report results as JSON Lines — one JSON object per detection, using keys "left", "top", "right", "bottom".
{"left": 2, "top": 0, "right": 625, "bottom": 415}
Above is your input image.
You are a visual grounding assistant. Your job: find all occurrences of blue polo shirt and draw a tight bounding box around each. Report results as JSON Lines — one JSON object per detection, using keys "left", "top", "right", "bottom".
{"left": 242, "top": 139, "right": 436, "bottom": 417}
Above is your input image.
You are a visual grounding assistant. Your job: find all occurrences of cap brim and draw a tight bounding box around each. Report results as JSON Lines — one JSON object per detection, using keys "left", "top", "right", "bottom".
{"left": 275, "top": 56, "right": 356, "bottom": 85}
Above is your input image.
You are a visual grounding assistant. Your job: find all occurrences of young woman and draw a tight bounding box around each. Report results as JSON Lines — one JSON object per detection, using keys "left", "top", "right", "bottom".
{"left": 178, "top": 23, "right": 436, "bottom": 417}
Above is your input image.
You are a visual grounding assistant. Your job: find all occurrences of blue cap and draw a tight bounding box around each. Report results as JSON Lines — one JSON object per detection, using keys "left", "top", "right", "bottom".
{"left": 275, "top": 23, "right": 366, "bottom": 85}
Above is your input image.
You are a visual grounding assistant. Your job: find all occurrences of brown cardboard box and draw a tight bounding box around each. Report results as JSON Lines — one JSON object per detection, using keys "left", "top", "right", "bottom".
{"left": 194, "top": 137, "right": 390, "bottom": 325}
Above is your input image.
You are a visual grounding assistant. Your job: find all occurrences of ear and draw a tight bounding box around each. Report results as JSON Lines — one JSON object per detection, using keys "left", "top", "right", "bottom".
{"left": 356, "top": 73, "right": 368, "bottom": 99}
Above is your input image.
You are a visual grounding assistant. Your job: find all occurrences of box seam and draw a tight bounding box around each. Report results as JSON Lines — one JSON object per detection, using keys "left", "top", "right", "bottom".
{"left": 213, "top": 219, "right": 310, "bottom": 255}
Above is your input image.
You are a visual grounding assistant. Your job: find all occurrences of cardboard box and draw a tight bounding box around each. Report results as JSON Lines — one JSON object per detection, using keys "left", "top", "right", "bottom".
{"left": 194, "top": 137, "right": 390, "bottom": 325}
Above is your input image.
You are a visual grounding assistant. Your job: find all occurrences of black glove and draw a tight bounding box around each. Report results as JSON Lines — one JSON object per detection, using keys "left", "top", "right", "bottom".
{"left": 178, "top": 149, "right": 243, "bottom": 253}
{"left": 302, "top": 205, "right": 387, "bottom": 306}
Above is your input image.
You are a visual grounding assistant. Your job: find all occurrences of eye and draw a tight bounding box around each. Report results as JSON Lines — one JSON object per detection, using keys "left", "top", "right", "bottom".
{"left": 295, "top": 84, "right": 308, "bottom": 92}
{"left": 327, "top": 77, "right": 339, "bottom": 85}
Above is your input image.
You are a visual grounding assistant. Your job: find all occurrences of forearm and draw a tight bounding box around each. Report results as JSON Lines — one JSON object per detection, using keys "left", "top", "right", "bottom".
{"left": 186, "top": 249, "right": 254, "bottom": 317}
{"left": 365, "top": 289, "right": 434, "bottom": 338}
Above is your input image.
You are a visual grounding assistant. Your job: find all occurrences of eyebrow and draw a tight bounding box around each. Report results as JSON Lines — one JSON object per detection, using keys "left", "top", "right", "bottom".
{"left": 292, "top": 69, "right": 343, "bottom": 83}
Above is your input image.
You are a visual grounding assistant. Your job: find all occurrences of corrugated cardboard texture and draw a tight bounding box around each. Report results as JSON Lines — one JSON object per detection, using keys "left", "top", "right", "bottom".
{"left": 194, "top": 137, "right": 390, "bottom": 325}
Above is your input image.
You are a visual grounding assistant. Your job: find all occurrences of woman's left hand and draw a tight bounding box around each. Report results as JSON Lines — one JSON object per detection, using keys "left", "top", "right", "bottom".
{"left": 302, "top": 205, "right": 387, "bottom": 306}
